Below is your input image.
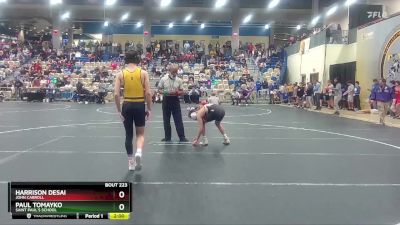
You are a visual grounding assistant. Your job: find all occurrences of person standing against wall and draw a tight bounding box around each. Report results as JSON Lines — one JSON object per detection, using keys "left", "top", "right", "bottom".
{"left": 305, "top": 82, "right": 314, "bottom": 109}
{"left": 369, "top": 79, "right": 379, "bottom": 109}
{"left": 393, "top": 81, "right": 400, "bottom": 118}
{"left": 158, "top": 64, "right": 189, "bottom": 142}
{"left": 344, "top": 81, "right": 355, "bottom": 111}
{"left": 371, "top": 79, "right": 395, "bottom": 125}
{"left": 313, "top": 80, "right": 322, "bottom": 110}
{"left": 354, "top": 81, "right": 361, "bottom": 111}
{"left": 332, "top": 78, "right": 342, "bottom": 115}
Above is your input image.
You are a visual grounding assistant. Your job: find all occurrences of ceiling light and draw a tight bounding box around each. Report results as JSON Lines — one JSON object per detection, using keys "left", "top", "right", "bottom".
{"left": 264, "top": 24, "right": 270, "bottom": 29}
{"left": 268, "top": 0, "right": 280, "bottom": 9}
{"left": 105, "top": 0, "right": 116, "bottom": 6}
{"left": 160, "top": 0, "right": 171, "bottom": 7}
{"left": 61, "top": 11, "right": 70, "bottom": 20}
{"left": 200, "top": 23, "right": 205, "bottom": 29}
{"left": 311, "top": 16, "right": 320, "bottom": 26}
{"left": 104, "top": 21, "right": 109, "bottom": 27}
{"left": 184, "top": 14, "right": 192, "bottom": 22}
{"left": 326, "top": 5, "right": 338, "bottom": 17}
{"left": 215, "top": 0, "right": 227, "bottom": 8}
{"left": 168, "top": 22, "right": 174, "bottom": 28}
{"left": 121, "top": 13, "right": 129, "bottom": 21}
{"left": 136, "top": 22, "right": 142, "bottom": 28}
{"left": 345, "top": 0, "right": 357, "bottom": 6}
{"left": 296, "top": 25, "right": 301, "bottom": 30}
{"left": 0, "top": 0, "right": 7, "bottom": 3}
{"left": 49, "top": 0, "right": 62, "bottom": 5}
{"left": 243, "top": 14, "right": 252, "bottom": 24}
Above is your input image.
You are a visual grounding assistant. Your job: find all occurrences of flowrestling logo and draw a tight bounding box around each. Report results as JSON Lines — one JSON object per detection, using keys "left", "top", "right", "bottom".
{"left": 367, "top": 11, "right": 382, "bottom": 19}
{"left": 381, "top": 29, "right": 400, "bottom": 83}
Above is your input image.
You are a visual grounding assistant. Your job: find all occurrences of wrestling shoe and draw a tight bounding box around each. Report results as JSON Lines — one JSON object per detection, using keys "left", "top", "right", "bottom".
{"left": 202, "top": 137, "right": 209, "bottom": 146}
{"left": 223, "top": 136, "right": 230, "bottom": 145}
{"left": 128, "top": 158, "right": 135, "bottom": 171}
{"left": 135, "top": 152, "right": 142, "bottom": 171}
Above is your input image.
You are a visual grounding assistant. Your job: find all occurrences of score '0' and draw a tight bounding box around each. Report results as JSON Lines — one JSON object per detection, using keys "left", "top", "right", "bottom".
{"left": 119, "top": 191, "right": 125, "bottom": 198}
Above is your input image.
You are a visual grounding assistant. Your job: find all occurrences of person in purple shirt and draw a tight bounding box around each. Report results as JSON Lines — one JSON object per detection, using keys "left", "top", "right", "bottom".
{"left": 371, "top": 79, "right": 395, "bottom": 125}
{"left": 369, "top": 79, "right": 380, "bottom": 109}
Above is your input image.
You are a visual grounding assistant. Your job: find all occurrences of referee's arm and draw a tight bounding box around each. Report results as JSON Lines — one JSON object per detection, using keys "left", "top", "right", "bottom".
{"left": 157, "top": 78, "right": 165, "bottom": 94}
{"left": 175, "top": 79, "right": 185, "bottom": 96}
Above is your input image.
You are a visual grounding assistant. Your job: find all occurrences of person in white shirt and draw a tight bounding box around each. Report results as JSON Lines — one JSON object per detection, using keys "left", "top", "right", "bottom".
{"left": 199, "top": 83, "right": 208, "bottom": 97}
{"left": 207, "top": 92, "right": 220, "bottom": 105}
{"left": 343, "top": 81, "right": 355, "bottom": 110}
{"left": 177, "top": 67, "right": 184, "bottom": 76}
{"left": 184, "top": 41, "right": 190, "bottom": 52}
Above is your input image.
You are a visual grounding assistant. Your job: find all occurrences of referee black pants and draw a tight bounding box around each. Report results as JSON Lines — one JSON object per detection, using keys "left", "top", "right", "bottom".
{"left": 162, "top": 97, "right": 185, "bottom": 140}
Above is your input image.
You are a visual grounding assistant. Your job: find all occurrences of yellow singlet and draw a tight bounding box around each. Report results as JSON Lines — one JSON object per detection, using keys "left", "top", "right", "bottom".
{"left": 123, "top": 68, "right": 145, "bottom": 102}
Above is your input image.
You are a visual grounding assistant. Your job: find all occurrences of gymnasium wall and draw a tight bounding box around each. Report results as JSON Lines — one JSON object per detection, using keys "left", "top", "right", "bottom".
{"left": 356, "top": 14, "right": 400, "bottom": 105}
{"left": 287, "top": 42, "right": 357, "bottom": 85}
{"left": 287, "top": 13, "right": 400, "bottom": 109}
{"left": 287, "top": 38, "right": 326, "bottom": 84}
{"left": 287, "top": 52, "right": 302, "bottom": 84}
{"left": 324, "top": 43, "right": 357, "bottom": 82}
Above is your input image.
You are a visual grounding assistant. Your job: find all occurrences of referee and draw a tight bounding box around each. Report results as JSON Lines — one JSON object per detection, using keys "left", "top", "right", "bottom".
{"left": 158, "top": 64, "right": 189, "bottom": 142}
{"left": 114, "top": 50, "right": 152, "bottom": 171}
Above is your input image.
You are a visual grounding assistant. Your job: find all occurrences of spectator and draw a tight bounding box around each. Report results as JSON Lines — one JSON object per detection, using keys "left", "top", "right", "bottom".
{"left": 343, "top": 81, "right": 355, "bottom": 111}
{"left": 268, "top": 82, "right": 275, "bottom": 104}
{"left": 296, "top": 83, "right": 305, "bottom": 108}
{"left": 332, "top": 78, "right": 342, "bottom": 115}
{"left": 305, "top": 82, "right": 314, "bottom": 108}
{"left": 199, "top": 83, "right": 208, "bottom": 97}
{"left": 32, "top": 77, "right": 41, "bottom": 87}
{"left": 326, "top": 80, "right": 334, "bottom": 109}
{"left": 292, "top": 82, "right": 298, "bottom": 105}
{"left": 313, "top": 80, "right": 322, "bottom": 110}
{"left": 354, "top": 81, "right": 361, "bottom": 111}
{"left": 371, "top": 79, "right": 395, "bottom": 125}
{"left": 208, "top": 92, "right": 220, "bottom": 105}
{"left": 393, "top": 81, "right": 400, "bottom": 118}
{"left": 369, "top": 79, "right": 380, "bottom": 109}
{"left": 287, "top": 83, "right": 294, "bottom": 105}
{"left": 390, "top": 80, "right": 397, "bottom": 118}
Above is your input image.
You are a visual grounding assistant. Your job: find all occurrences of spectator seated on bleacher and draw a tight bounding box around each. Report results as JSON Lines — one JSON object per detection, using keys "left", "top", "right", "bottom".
{"left": 207, "top": 92, "right": 220, "bottom": 105}
{"left": 232, "top": 84, "right": 255, "bottom": 106}
{"left": 0, "top": 91, "right": 4, "bottom": 102}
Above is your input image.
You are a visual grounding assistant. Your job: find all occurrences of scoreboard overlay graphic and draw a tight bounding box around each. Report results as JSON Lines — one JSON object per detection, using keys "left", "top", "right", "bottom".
{"left": 8, "top": 182, "right": 132, "bottom": 220}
